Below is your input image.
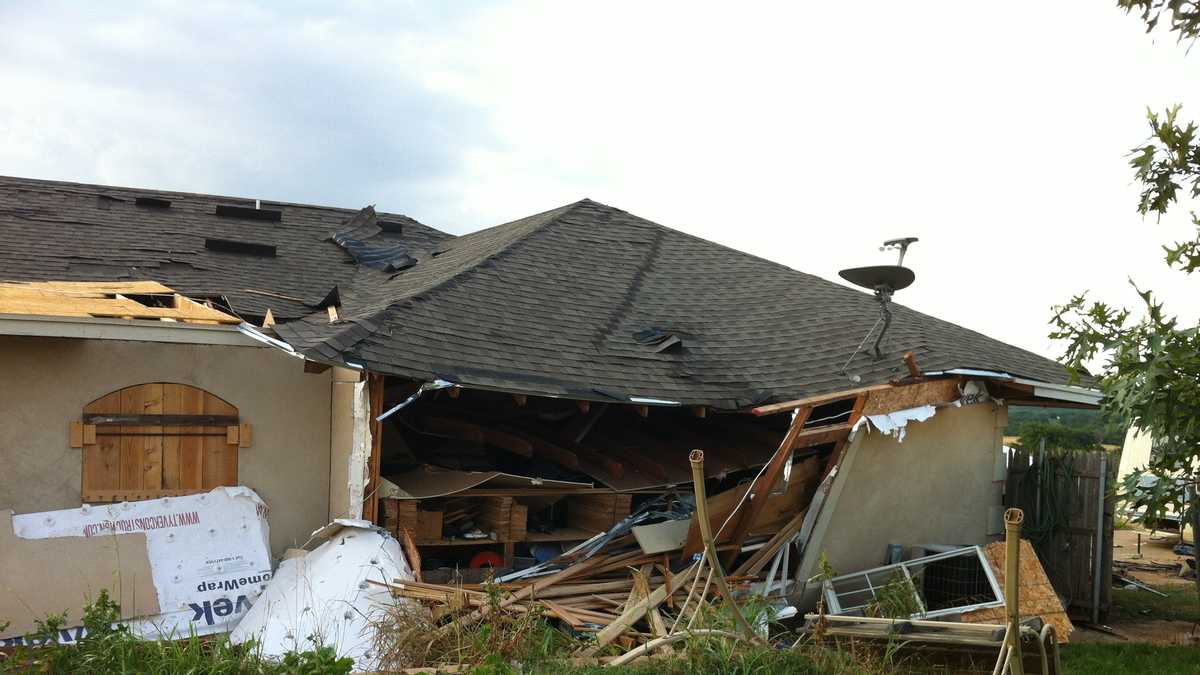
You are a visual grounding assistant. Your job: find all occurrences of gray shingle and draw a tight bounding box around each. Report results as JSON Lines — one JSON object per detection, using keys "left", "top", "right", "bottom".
{"left": 276, "top": 199, "right": 1079, "bottom": 409}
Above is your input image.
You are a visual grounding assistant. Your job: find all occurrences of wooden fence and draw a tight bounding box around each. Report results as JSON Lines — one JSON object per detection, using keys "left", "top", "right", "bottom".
{"left": 1005, "top": 446, "right": 1117, "bottom": 622}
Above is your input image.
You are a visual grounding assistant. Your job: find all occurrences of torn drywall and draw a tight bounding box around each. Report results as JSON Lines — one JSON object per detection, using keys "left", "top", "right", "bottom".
{"left": 851, "top": 404, "right": 936, "bottom": 442}
{"left": 2, "top": 487, "right": 271, "bottom": 644}
{"left": 346, "top": 380, "right": 372, "bottom": 520}
{"left": 229, "top": 519, "right": 413, "bottom": 672}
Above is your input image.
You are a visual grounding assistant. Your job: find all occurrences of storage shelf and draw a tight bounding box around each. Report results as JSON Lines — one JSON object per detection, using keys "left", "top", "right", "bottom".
{"left": 416, "top": 538, "right": 500, "bottom": 547}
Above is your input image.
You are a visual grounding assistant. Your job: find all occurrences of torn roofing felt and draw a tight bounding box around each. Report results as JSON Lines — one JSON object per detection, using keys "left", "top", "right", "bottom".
{"left": 275, "top": 198, "right": 1081, "bottom": 409}
{"left": 0, "top": 175, "right": 450, "bottom": 320}
{"left": 329, "top": 205, "right": 418, "bottom": 273}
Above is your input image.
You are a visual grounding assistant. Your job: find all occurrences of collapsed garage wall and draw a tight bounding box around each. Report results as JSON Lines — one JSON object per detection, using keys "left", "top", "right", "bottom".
{"left": 0, "top": 335, "right": 332, "bottom": 557}
{"left": 796, "top": 401, "right": 1008, "bottom": 605}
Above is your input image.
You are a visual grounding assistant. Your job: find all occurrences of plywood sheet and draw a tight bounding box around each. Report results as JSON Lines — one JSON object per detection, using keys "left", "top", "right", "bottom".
{"left": 0, "top": 281, "right": 238, "bottom": 323}
{"left": 961, "top": 539, "right": 1074, "bottom": 643}
{"left": 0, "top": 510, "right": 158, "bottom": 638}
{"left": 861, "top": 378, "right": 961, "bottom": 416}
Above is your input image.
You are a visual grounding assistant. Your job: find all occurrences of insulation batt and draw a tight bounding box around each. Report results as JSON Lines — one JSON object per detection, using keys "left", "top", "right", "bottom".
{"left": 852, "top": 404, "right": 937, "bottom": 442}
{"left": 229, "top": 519, "right": 413, "bottom": 672}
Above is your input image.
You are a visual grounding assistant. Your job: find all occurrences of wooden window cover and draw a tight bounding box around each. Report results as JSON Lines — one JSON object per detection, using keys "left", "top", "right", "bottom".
{"left": 78, "top": 383, "right": 244, "bottom": 503}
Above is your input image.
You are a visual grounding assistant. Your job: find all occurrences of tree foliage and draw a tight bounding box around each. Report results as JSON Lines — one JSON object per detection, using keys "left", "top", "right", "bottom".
{"left": 1012, "top": 421, "right": 1103, "bottom": 453}
{"left": 1048, "top": 5, "right": 1200, "bottom": 529}
{"left": 1119, "top": 1, "right": 1200, "bottom": 41}
{"left": 1006, "top": 407, "right": 1125, "bottom": 445}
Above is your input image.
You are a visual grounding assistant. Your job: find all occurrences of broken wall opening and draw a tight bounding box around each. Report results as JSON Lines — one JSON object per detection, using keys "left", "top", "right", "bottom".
{"left": 370, "top": 377, "right": 817, "bottom": 574}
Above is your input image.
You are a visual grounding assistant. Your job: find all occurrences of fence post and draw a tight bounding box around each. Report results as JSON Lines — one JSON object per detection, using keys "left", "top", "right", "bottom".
{"left": 1092, "top": 452, "right": 1107, "bottom": 625}
{"left": 1004, "top": 507, "right": 1025, "bottom": 675}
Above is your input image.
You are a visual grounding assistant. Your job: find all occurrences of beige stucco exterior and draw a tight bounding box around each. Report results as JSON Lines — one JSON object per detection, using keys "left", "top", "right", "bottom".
{"left": 0, "top": 334, "right": 337, "bottom": 557}
{"left": 795, "top": 400, "right": 1008, "bottom": 606}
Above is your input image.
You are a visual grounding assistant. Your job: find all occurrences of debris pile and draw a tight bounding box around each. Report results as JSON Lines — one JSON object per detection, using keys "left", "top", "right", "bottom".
{"left": 368, "top": 449, "right": 780, "bottom": 669}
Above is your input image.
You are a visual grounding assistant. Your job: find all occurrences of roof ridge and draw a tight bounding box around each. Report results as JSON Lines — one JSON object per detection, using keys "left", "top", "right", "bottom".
{"left": 296, "top": 199, "right": 593, "bottom": 357}
{"left": 0, "top": 174, "right": 428, "bottom": 225}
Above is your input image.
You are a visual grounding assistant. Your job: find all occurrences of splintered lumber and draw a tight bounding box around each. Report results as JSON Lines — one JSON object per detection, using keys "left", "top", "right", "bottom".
{"left": 398, "top": 528, "right": 423, "bottom": 583}
{"left": 750, "top": 385, "right": 889, "bottom": 416}
{"left": 607, "top": 629, "right": 745, "bottom": 667}
{"left": 681, "top": 458, "right": 817, "bottom": 559}
{"left": 732, "top": 507, "right": 807, "bottom": 576}
{"left": 437, "top": 552, "right": 613, "bottom": 634}
{"left": 582, "top": 561, "right": 699, "bottom": 654}
{"left": 720, "top": 406, "right": 812, "bottom": 567}
{"left": 635, "top": 565, "right": 671, "bottom": 642}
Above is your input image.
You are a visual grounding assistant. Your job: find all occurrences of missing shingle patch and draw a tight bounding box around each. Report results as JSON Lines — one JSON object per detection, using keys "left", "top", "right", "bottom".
{"left": 214, "top": 204, "right": 282, "bottom": 222}
{"left": 135, "top": 196, "right": 172, "bottom": 209}
{"left": 204, "top": 238, "right": 277, "bottom": 257}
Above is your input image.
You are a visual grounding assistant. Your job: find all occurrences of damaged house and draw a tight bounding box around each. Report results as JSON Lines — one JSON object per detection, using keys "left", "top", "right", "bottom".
{"left": 0, "top": 175, "right": 1098, "bottom": 650}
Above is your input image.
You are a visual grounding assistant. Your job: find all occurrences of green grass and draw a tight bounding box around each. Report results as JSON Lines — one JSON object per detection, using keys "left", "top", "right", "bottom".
{"left": 1110, "top": 583, "right": 1200, "bottom": 623}
{"left": 1060, "top": 643, "right": 1200, "bottom": 674}
{"left": 0, "top": 590, "right": 351, "bottom": 675}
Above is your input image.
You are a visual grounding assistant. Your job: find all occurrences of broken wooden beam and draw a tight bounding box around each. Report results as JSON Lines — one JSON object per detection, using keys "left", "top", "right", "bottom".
{"left": 720, "top": 405, "right": 812, "bottom": 567}
{"left": 903, "top": 351, "right": 921, "bottom": 378}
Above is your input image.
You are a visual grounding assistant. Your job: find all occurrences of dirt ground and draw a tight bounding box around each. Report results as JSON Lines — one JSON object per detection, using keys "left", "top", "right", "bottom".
{"left": 1071, "top": 526, "right": 1199, "bottom": 646}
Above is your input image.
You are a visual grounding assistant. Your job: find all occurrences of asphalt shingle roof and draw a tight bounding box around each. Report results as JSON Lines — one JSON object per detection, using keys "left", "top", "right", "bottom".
{"left": 0, "top": 177, "right": 1076, "bottom": 409}
{"left": 0, "top": 175, "right": 450, "bottom": 320}
{"left": 275, "top": 199, "right": 1078, "bottom": 409}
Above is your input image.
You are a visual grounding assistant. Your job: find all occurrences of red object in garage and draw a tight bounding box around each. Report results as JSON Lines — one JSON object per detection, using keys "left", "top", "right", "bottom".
{"left": 469, "top": 550, "right": 504, "bottom": 569}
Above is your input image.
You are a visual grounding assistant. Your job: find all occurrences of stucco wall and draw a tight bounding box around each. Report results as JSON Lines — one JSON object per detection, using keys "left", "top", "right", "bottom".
{"left": 796, "top": 401, "right": 1007, "bottom": 603}
{"left": 0, "top": 335, "right": 333, "bottom": 557}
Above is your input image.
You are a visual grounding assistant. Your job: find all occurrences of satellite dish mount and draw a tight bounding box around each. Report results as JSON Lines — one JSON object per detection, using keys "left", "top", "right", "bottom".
{"left": 838, "top": 237, "right": 918, "bottom": 361}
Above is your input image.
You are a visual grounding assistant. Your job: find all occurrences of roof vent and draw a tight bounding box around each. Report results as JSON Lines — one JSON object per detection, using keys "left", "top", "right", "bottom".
{"left": 378, "top": 220, "right": 405, "bottom": 233}
{"left": 215, "top": 204, "right": 282, "bottom": 222}
{"left": 205, "top": 238, "right": 277, "bottom": 257}
{"left": 135, "top": 196, "right": 172, "bottom": 209}
{"left": 633, "top": 328, "right": 682, "bottom": 353}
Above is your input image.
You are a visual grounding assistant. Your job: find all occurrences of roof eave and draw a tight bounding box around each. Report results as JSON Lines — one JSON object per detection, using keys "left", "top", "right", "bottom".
{"left": 0, "top": 313, "right": 262, "bottom": 347}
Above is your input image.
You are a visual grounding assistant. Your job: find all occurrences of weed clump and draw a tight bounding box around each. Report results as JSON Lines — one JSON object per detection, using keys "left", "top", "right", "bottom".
{"left": 0, "top": 590, "right": 351, "bottom": 674}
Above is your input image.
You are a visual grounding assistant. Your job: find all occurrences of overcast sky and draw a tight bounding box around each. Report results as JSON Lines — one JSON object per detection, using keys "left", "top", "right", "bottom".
{"left": 1, "top": 2, "right": 1195, "bottom": 361}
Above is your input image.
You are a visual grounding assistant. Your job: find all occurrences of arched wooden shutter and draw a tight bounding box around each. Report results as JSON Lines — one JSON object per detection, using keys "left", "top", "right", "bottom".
{"left": 75, "top": 383, "right": 248, "bottom": 502}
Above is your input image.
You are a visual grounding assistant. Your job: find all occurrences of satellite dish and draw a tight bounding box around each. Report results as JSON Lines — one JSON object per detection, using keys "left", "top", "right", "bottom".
{"left": 837, "top": 237, "right": 919, "bottom": 364}
{"left": 838, "top": 265, "right": 915, "bottom": 292}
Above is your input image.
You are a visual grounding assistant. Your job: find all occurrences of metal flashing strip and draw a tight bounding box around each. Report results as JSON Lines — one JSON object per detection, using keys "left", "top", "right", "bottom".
{"left": 236, "top": 322, "right": 303, "bottom": 357}
{"left": 376, "top": 379, "right": 455, "bottom": 422}
{"left": 923, "top": 370, "right": 1102, "bottom": 405}
{"left": 628, "top": 396, "right": 682, "bottom": 405}
{"left": 925, "top": 368, "right": 1014, "bottom": 379}
{"left": 1010, "top": 377, "right": 1102, "bottom": 405}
